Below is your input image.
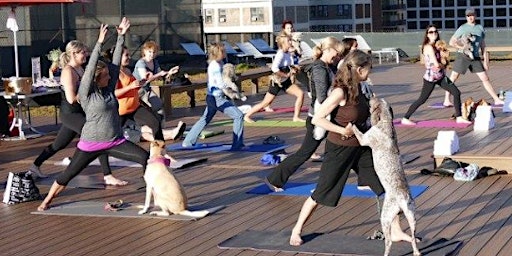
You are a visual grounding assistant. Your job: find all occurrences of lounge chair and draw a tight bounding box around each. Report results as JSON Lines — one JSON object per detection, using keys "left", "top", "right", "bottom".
{"left": 180, "top": 43, "right": 206, "bottom": 56}
{"left": 248, "top": 39, "right": 277, "bottom": 54}
{"left": 235, "top": 42, "right": 275, "bottom": 61}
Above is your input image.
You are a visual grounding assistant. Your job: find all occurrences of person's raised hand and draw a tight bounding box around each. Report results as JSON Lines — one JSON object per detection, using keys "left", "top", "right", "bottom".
{"left": 117, "top": 17, "right": 130, "bottom": 35}
{"left": 168, "top": 66, "right": 180, "bottom": 76}
{"left": 98, "top": 24, "right": 108, "bottom": 44}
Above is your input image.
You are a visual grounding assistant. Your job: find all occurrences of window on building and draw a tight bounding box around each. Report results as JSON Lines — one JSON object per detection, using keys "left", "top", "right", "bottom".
{"left": 496, "top": 0, "right": 506, "bottom": 5}
{"left": 204, "top": 9, "right": 213, "bottom": 24}
{"left": 274, "top": 7, "right": 284, "bottom": 25}
{"left": 445, "top": 9, "right": 455, "bottom": 18}
{"left": 419, "top": 21, "right": 430, "bottom": 29}
{"left": 497, "top": 19, "right": 507, "bottom": 27}
{"left": 483, "top": 8, "right": 494, "bottom": 17}
{"left": 310, "top": 6, "right": 316, "bottom": 18}
{"left": 457, "top": 19, "right": 466, "bottom": 27}
{"left": 484, "top": 19, "right": 494, "bottom": 27}
{"left": 365, "top": 4, "right": 371, "bottom": 18}
{"left": 419, "top": 10, "right": 429, "bottom": 19}
{"left": 250, "top": 7, "right": 264, "bottom": 22}
{"left": 296, "top": 6, "right": 309, "bottom": 23}
{"left": 419, "top": 1, "right": 429, "bottom": 7}
{"left": 484, "top": 0, "right": 493, "bottom": 4}
{"left": 219, "top": 9, "right": 226, "bottom": 23}
{"left": 497, "top": 8, "right": 506, "bottom": 16}
{"left": 470, "top": 0, "right": 480, "bottom": 6}
{"left": 337, "top": 4, "right": 351, "bottom": 18}
{"left": 445, "top": 20, "right": 455, "bottom": 28}
{"left": 432, "top": 10, "right": 442, "bottom": 18}
{"left": 407, "top": 11, "right": 417, "bottom": 19}
{"left": 432, "top": 0, "right": 442, "bottom": 7}
{"left": 407, "top": 21, "right": 417, "bottom": 30}
{"left": 457, "top": 9, "right": 466, "bottom": 17}
{"left": 445, "top": 0, "right": 455, "bottom": 6}
{"left": 317, "top": 5, "right": 328, "bottom": 17}
{"left": 407, "top": 0, "right": 416, "bottom": 8}
{"left": 457, "top": 0, "right": 467, "bottom": 6}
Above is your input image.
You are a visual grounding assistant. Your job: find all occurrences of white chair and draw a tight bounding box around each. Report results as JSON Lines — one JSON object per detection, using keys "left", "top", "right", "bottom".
{"left": 235, "top": 42, "right": 275, "bottom": 61}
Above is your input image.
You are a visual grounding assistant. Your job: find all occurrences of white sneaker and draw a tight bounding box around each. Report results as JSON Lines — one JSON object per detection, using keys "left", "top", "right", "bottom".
{"left": 28, "top": 164, "right": 47, "bottom": 179}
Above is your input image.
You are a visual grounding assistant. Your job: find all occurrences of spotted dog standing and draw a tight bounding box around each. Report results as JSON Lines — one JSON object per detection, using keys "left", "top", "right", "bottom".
{"left": 352, "top": 97, "right": 421, "bottom": 256}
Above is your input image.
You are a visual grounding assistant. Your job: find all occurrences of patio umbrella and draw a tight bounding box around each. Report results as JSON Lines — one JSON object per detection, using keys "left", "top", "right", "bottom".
{"left": 1, "top": 0, "right": 90, "bottom": 77}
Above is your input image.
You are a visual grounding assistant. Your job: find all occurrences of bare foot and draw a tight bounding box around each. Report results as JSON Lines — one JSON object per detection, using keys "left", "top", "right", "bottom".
{"left": 443, "top": 102, "right": 453, "bottom": 107}
{"left": 293, "top": 117, "right": 306, "bottom": 122}
{"left": 289, "top": 228, "right": 303, "bottom": 246}
{"left": 37, "top": 202, "right": 49, "bottom": 212}
{"left": 104, "top": 175, "right": 128, "bottom": 186}
{"left": 494, "top": 99, "right": 505, "bottom": 106}
{"left": 244, "top": 116, "right": 256, "bottom": 123}
{"left": 263, "top": 178, "right": 284, "bottom": 192}
{"left": 264, "top": 106, "right": 274, "bottom": 112}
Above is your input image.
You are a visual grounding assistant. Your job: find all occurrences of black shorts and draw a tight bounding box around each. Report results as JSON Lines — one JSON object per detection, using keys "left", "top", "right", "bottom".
{"left": 267, "top": 77, "right": 292, "bottom": 96}
{"left": 452, "top": 52, "right": 485, "bottom": 74}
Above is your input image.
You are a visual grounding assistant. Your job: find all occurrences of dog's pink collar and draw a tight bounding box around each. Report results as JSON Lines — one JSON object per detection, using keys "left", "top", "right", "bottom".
{"left": 147, "top": 156, "right": 170, "bottom": 166}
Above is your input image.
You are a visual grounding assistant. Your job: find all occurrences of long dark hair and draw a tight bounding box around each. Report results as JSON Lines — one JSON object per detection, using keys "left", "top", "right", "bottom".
{"left": 422, "top": 24, "right": 440, "bottom": 52}
{"left": 334, "top": 50, "right": 372, "bottom": 104}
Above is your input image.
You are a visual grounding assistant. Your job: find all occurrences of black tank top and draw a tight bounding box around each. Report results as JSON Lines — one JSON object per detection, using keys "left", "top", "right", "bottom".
{"left": 60, "top": 66, "right": 85, "bottom": 114}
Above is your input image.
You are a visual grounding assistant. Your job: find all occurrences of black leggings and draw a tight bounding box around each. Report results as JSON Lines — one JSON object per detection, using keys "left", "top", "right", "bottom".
{"left": 33, "top": 110, "right": 113, "bottom": 175}
{"left": 120, "top": 105, "right": 164, "bottom": 141}
{"left": 404, "top": 77, "right": 462, "bottom": 119}
{"left": 267, "top": 116, "right": 323, "bottom": 187}
{"left": 56, "top": 140, "right": 149, "bottom": 186}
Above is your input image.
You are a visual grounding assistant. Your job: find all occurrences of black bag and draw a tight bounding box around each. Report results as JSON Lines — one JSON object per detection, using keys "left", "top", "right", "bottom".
{"left": 433, "top": 157, "right": 464, "bottom": 176}
{"left": 2, "top": 172, "right": 43, "bottom": 204}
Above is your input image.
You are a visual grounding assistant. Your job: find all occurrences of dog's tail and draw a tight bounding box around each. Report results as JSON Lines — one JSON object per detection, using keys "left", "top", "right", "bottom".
{"left": 178, "top": 210, "right": 209, "bottom": 218}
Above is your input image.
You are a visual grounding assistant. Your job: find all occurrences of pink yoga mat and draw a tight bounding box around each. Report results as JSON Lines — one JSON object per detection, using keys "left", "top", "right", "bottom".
{"left": 429, "top": 102, "right": 503, "bottom": 109}
{"left": 259, "top": 106, "right": 309, "bottom": 113}
{"left": 393, "top": 119, "right": 472, "bottom": 128}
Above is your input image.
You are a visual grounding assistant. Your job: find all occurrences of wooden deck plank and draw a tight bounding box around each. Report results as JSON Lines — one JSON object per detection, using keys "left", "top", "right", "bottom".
{"left": 2, "top": 61, "right": 512, "bottom": 256}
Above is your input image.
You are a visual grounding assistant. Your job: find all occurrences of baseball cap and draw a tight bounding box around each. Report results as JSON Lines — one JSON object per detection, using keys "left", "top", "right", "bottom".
{"left": 465, "top": 7, "right": 476, "bottom": 16}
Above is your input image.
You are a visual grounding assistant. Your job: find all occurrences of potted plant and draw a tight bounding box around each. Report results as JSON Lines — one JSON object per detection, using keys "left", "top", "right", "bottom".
{"left": 46, "top": 48, "right": 62, "bottom": 79}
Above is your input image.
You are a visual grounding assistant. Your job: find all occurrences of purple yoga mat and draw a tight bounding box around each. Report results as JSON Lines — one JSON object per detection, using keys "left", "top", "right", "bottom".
{"left": 393, "top": 119, "right": 472, "bottom": 128}
{"left": 429, "top": 102, "right": 503, "bottom": 109}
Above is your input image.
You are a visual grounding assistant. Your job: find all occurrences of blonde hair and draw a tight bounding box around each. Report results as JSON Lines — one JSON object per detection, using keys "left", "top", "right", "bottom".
{"left": 59, "top": 40, "right": 87, "bottom": 68}
{"left": 141, "top": 40, "right": 159, "bottom": 57}
{"left": 334, "top": 50, "right": 372, "bottom": 104}
{"left": 275, "top": 35, "right": 291, "bottom": 49}
{"left": 312, "top": 36, "right": 342, "bottom": 60}
{"left": 207, "top": 42, "right": 225, "bottom": 63}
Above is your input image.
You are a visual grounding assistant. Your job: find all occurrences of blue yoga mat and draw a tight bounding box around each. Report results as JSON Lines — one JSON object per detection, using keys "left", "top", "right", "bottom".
{"left": 166, "top": 142, "right": 289, "bottom": 153}
{"left": 166, "top": 142, "right": 225, "bottom": 151}
{"left": 247, "top": 182, "right": 428, "bottom": 199}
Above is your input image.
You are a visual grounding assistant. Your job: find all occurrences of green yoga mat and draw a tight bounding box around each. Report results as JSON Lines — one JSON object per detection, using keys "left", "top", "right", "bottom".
{"left": 184, "top": 130, "right": 225, "bottom": 139}
{"left": 211, "top": 120, "right": 305, "bottom": 128}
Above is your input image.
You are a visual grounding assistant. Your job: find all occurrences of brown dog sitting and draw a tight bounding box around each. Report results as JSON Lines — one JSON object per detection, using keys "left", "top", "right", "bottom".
{"left": 138, "top": 140, "right": 209, "bottom": 218}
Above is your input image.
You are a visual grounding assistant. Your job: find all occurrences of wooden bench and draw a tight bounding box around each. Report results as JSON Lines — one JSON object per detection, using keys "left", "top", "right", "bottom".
{"left": 151, "top": 67, "right": 272, "bottom": 119}
{"left": 447, "top": 45, "right": 512, "bottom": 56}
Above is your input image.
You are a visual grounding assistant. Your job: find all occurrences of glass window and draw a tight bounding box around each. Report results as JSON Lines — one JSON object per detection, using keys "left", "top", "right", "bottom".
{"left": 445, "top": 20, "right": 455, "bottom": 28}
{"left": 432, "top": 0, "right": 442, "bottom": 7}
{"left": 419, "top": 1, "right": 429, "bottom": 7}
{"left": 204, "top": 9, "right": 213, "bottom": 24}
{"left": 250, "top": 8, "right": 264, "bottom": 22}
{"left": 470, "top": 0, "right": 480, "bottom": 6}
{"left": 432, "top": 10, "right": 442, "bottom": 17}
{"left": 219, "top": 9, "right": 226, "bottom": 23}
{"left": 445, "top": 9, "right": 455, "bottom": 18}
{"left": 445, "top": 0, "right": 455, "bottom": 6}
{"left": 407, "top": 11, "right": 417, "bottom": 19}
{"left": 365, "top": 4, "right": 371, "bottom": 18}
{"left": 457, "top": 0, "right": 467, "bottom": 6}
{"left": 496, "top": 8, "right": 506, "bottom": 16}
{"left": 310, "top": 6, "right": 316, "bottom": 18}
{"left": 407, "top": 21, "right": 417, "bottom": 30}
{"left": 419, "top": 21, "right": 430, "bottom": 29}
{"left": 457, "top": 9, "right": 466, "bottom": 17}
{"left": 420, "top": 10, "right": 429, "bottom": 18}
{"left": 483, "top": 19, "right": 494, "bottom": 27}
{"left": 496, "top": 0, "right": 506, "bottom": 4}
{"left": 483, "top": 9, "right": 494, "bottom": 17}
{"left": 496, "top": 19, "right": 507, "bottom": 27}
{"left": 337, "top": 4, "right": 352, "bottom": 18}
{"left": 296, "top": 6, "right": 308, "bottom": 23}
{"left": 407, "top": 0, "right": 416, "bottom": 8}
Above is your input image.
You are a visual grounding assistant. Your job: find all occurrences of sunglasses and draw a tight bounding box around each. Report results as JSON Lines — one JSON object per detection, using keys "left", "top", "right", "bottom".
{"left": 427, "top": 30, "right": 438, "bottom": 34}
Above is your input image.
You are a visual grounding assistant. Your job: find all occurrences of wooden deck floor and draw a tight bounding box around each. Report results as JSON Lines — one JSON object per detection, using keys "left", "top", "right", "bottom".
{"left": 2, "top": 61, "right": 512, "bottom": 255}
